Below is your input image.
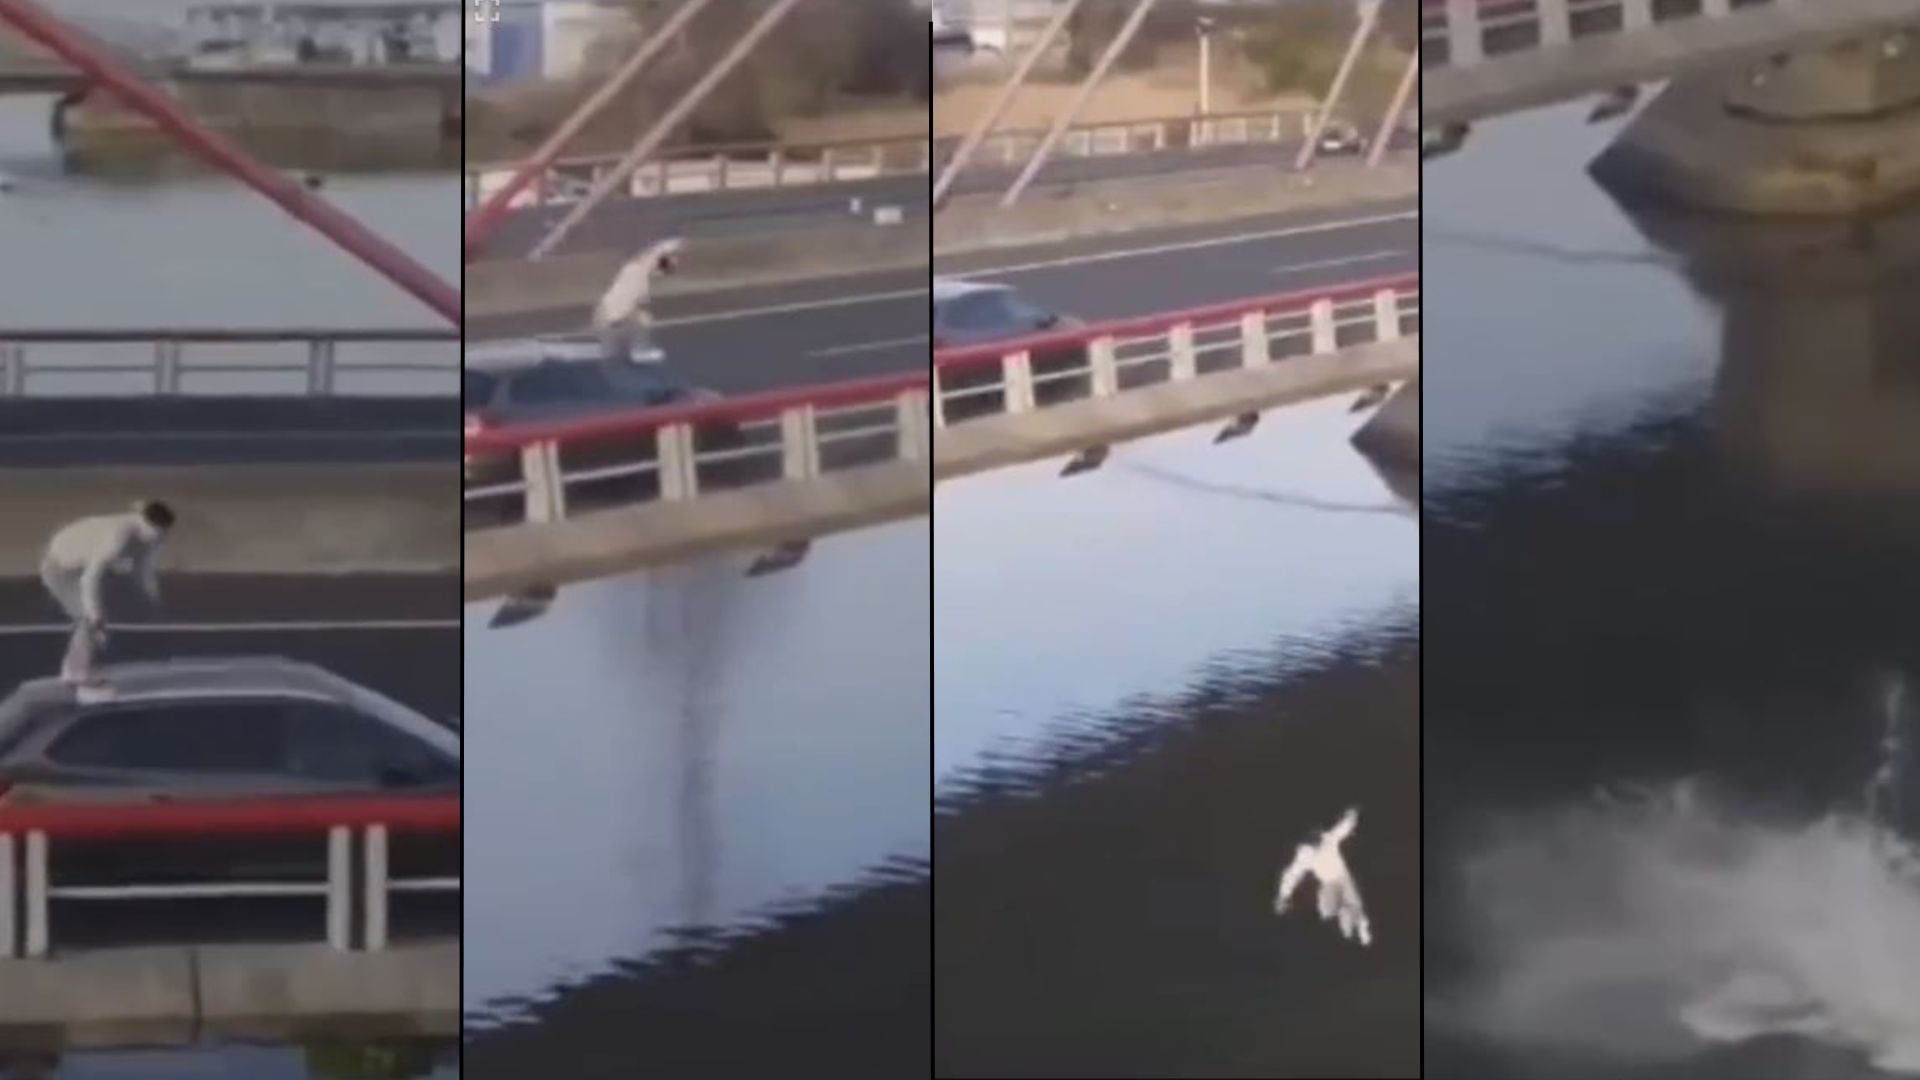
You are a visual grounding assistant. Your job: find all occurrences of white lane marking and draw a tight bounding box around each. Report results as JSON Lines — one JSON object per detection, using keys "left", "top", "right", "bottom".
{"left": 955, "top": 210, "right": 1419, "bottom": 278}
{"left": 655, "top": 287, "right": 927, "bottom": 329}
{"left": 808, "top": 334, "right": 931, "bottom": 359}
{"left": 0, "top": 619, "right": 459, "bottom": 635}
{"left": 1270, "top": 250, "right": 1410, "bottom": 276}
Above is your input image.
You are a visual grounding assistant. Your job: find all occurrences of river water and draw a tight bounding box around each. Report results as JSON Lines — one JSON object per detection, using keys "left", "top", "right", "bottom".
{"left": 935, "top": 405, "right": 1420, "bottom": 1077}
{"left": 0, "top": 0, "right": 459, "bottom": 386}
{"left": 1423, "top": 101, "right": 1920, "bottom": 1078}
{"left": 461, "top": 518, "right": 931, "bottom": 1077}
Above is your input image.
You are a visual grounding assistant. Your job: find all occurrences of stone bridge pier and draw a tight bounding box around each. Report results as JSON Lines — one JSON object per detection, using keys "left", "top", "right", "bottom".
{"left": 1592, "top": 29, "right": 1920, "bottom": 215}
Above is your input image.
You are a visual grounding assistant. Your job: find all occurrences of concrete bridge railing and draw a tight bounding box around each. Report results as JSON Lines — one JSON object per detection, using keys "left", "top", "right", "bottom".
{"left": 461, "top": 109, "right": 1303, "bottom": 210}
{"left": 0, "top": 794, "right": 459, "bottom": 957}
{"left": 1420, "top": 0, "right": 1920, "bottom": 123}
{"left": 462, "top": 276, "right": 1419, "bottom": 599}
{"left": 0, "top": 328, "right": 458, "bottom": 398}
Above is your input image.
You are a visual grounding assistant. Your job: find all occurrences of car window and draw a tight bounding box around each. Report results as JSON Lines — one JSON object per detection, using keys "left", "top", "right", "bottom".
{"left": 48, "top": 702, "right": 284, "bottom": 773}
{"left": 940, "top": 291, "right": 1016, "bottom": 333}
{"left": 463, "top": 370, "right": 499, "bottom": 409}
{"left": 1000, "top": 294, "right": 1057, "bottom": 330}
{"left": 602, "top": 361, "right": 686, "bottom": 407}
{"left": 503, "top": 361, "right": 612, "bottom": 406}
{"left": 280, "top": 703, "right": 457, "bottom": 787}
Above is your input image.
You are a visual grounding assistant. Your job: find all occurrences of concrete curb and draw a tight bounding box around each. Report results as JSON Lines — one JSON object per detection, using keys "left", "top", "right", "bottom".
{"left": 0, "top": 940, "right": 457, "bottom": 1049}
{"left": 464, "top": 221, "right": 930, "bottom": 321}
{"left": 1, "top": 464, "right": 458, "bottom": 576}
{"left": 464, "top": 337, "right": 1417, "bottom": 598}
{"left": 934, "top": 159, "right": 1417, "bottom": 257}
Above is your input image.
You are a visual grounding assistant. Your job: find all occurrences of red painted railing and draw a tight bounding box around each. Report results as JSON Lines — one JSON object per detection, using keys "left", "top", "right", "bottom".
{"left": 0, "top": 794, "right": 461, "bottom": 955}
{"left": 0, "top": 793, "right": 459, "bottom": 839}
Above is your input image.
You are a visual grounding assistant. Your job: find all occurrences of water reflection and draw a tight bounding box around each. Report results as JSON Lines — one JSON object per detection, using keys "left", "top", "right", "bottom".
{"left": 1608, "top": 196, "right": 1920, "bottom": 506}
{"left": 462, "top": 521, "right": 929, "bottom": 1076}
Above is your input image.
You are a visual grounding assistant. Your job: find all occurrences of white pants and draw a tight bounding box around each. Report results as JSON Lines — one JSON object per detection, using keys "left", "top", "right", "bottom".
{"left": 39, "top": 558, "right": 100, "bottom": 683}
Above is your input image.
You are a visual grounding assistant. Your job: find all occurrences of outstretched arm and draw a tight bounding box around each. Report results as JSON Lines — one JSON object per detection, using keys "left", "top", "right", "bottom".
{"left": 1274, "top": 847, "right": 1311, "bottom": 913}
{"left": 1326, "top": 806, "right": 1360, "bottom": 845}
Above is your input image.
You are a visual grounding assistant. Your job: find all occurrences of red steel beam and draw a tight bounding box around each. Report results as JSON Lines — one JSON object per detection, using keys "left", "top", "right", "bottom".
{"left": 0, "top": 0, "right": 459, "bottom": 326}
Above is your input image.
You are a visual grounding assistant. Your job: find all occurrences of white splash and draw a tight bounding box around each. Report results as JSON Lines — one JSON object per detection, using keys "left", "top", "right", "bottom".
{"left": 1274, "top": 806, "right": 1372, "bottom": 946}
{"left": 1438, "top": 683, "right": 1920, "bottom": 1077}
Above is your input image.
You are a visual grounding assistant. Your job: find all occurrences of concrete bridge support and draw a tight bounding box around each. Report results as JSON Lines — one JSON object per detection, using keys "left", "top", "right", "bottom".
{"left": 1592, "top": 30, "right": 1920, "bottom": 215}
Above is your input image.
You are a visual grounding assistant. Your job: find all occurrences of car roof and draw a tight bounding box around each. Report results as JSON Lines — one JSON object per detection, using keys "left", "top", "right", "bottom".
{"left": 7, "top": 656, "right": 356, "bottom": 709}
{"left": 0, "top": 656, "right": 461, "bottom": 759}
{"left": 466, "top": 335, "right": 666, "bottom": 372}
{"left": 933, "top": 277, "right": 1009, "bottom": 303}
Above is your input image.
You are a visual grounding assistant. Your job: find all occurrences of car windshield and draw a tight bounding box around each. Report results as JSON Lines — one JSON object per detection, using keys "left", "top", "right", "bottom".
{"left": 333, "top": 680, "right": 461, "bottom": 760}
{"left": 939, "top": 289, "right": 1056, "bottom": 336}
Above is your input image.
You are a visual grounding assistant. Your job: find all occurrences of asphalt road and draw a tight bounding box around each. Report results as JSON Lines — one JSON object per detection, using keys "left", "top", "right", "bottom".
{"left": 475, "top": 141, "right": 1412, "bottom": 260}
{"left": 469, "top": 267, "right": 929, "bottom": 397}
{"left": 476, "top": 175, "right": 932, "bottom": 260}
{"left": 939, "top": 196, "right": 1419, "bottom": 323}
{"left": 0, "top": 397, "right": 458, "bottom": 467}
{"left": 470, "top": 197, "right": 1414, "bottom": 401}
{"left": 0, "top": 574, "right": 460, "bottom": 722}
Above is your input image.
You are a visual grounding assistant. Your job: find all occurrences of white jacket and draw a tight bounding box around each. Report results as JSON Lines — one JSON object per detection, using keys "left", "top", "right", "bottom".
{"left": 43, "top": 512, "right": 164, "bottom": 623}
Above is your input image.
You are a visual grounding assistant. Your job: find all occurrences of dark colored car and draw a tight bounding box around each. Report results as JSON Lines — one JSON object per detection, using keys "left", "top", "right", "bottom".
{"left": 0, "top": 657, "right": 459, "bottom": 887}
{"left": 933, "top": 278, "right": 1087, "bottom": 418}
{"left": 463, "top": 335, "right": 732, "bottom": 518}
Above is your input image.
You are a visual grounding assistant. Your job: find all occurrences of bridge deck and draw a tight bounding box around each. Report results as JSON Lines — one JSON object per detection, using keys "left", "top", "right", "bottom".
{"left": 1424, "top": 0, "right": 1920, "bottom": 124}
{"left": 0, "top": 939, "right": 456, "bottom": 1047}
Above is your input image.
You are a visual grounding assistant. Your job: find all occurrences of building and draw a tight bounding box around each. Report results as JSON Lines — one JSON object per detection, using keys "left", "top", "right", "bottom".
{"left": 180, "top": 3, "right": 461, "bottom": 67}
{"left": 465, "top": 0, "right": 632, "bottom": 85}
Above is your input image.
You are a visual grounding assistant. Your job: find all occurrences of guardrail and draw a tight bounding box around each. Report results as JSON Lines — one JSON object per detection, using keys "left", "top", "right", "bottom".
{"left": 461, "top": 109, "right": 1303, "bottom": 210}
{"left": 0, "top": 328, "right": 458, "bottom": 397}
{"left": 462, "top": 275, "right": 1419, "bottom": 528}
{"left": 0, "top": 795, "right": 460, "bottom": 958}
{"left": 1421, "top": 0, "right": 1771, "bottom": 70}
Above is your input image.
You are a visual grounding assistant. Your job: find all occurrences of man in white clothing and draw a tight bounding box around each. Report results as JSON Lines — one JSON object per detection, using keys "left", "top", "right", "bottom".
{"left": 40, "top": 500, "right": 175, "bottom": 686}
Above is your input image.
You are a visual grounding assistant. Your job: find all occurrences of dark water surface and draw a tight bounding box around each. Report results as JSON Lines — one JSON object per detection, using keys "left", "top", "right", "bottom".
{"left": 935, "top": 406, "right": 1421, "bottom": 1078}
{"left": 1423, "top": 102, "right": 1920, "bottom": 1078}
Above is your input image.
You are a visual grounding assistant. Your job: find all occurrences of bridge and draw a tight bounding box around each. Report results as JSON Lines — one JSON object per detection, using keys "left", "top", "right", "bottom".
{"left": 1424, "top": 0, "right": 1920, "bottom": 214}
{"left": 462, "top": 272, "right": 1418, "bottom": 601}
{"left": 1420, "top": 0, "right": 1920, "bottom": 125}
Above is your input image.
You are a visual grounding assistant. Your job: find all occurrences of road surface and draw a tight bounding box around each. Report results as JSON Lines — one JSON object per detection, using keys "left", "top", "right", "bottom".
{"left": 0, "top": 397, "right": 458, "bottom": 467}
{"left": 0, "top": 574, "right": 459, "bottom": 721}
{"left": 469, "top": 198, "right": 1416, "bottom": 398}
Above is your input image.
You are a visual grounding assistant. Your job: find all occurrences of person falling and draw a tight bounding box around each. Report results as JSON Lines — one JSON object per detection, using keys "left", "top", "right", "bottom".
{"left": 40, "top": 500, "right": 175, "bottom": 688}
{"left": 1273, "top": 806, "right": 1372, "bottom": 946}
